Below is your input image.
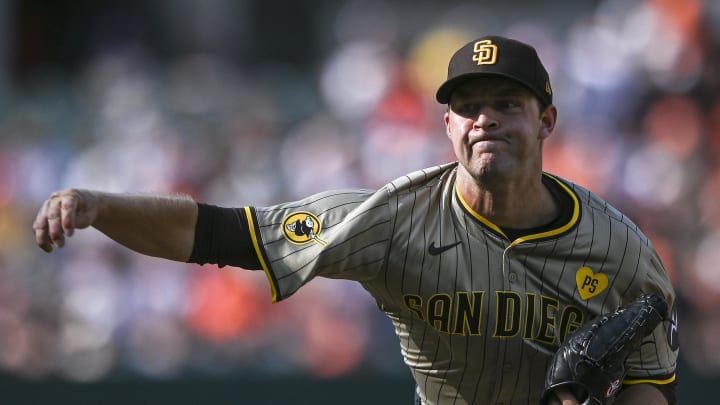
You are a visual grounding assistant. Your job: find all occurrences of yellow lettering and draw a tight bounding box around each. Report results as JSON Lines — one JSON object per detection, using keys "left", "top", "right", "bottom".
{"left": 558, "top": 306, "right": 584, "bottom": 343}
{"left": 403, "top": 294, "right": 424, "bottom": 321}
{"left": 453, "top": 291, "right": 485, "bottom": 335}
{"left": 524, "top": 293, "right": 537, "bottom": 340}
{"left": 536, "top": 296, "right": 560, "bottom": 344}
{"left": 494, "top": 291, "right": 521, "bottom": 338}
{"left": 427, "top": 294, "right": 452, "bottom": 333}
{"left": 402, "top": 290, "right": 585, "bottom": 343}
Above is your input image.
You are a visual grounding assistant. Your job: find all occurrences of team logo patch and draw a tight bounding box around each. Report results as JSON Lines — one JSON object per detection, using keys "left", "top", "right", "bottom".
{"left": 575, "top": 267, "right": 608, "bottom": 300}
{"left": 472, "top": 39, "right": 498, "bottom": 65}
{"left": 282, "top": 212, "right": 328, "bottom": 246}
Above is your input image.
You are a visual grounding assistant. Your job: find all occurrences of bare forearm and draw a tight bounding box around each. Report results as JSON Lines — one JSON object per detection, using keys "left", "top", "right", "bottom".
{"left": 92, "top": 192, "right": 198, "bottom": 261}
{"left": 548, "top": 384, "right": 668, "bottom": 405}
{"left": 613, "top": 384, "right": 668, "bottom": 405}
{"left": 34, "top": 189, "right": 199, "bottom": 262}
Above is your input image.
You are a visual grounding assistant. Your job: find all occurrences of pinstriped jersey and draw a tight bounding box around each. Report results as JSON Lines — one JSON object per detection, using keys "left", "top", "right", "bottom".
{"left": 245, "top": 162, "right": 678, "bottom": 405}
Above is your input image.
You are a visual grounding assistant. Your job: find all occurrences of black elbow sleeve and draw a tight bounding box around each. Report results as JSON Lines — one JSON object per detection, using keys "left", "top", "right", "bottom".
{"left": 187, "top": 203, "right": 262, "bottom": 270}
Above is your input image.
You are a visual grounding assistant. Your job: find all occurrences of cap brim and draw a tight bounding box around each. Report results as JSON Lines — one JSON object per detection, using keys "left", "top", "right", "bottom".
{"left": 435, "top": 72, "right": 545, "bottom": 105}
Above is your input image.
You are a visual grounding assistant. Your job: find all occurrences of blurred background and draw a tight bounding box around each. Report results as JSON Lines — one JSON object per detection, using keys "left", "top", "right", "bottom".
{"left": 0, "top": 0, "right": 718, "bottom": 403}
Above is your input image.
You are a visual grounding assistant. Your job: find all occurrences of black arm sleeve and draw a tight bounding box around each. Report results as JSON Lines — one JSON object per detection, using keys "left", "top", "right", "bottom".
{"left": 186, "top": 203, "right": 263, "bottom": 270}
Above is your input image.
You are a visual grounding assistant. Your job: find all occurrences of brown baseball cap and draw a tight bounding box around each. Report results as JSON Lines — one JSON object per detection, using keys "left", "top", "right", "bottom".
{"left": 435, "top": 36, "right": 553, "bottom": 106}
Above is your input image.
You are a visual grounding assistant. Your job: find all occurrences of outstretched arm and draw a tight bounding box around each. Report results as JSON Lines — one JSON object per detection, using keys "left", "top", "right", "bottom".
{"left": 33, "top": 189, "right": 198, "bottom": 262}
{"left": 614, "top": 384, "right": 669, "bottom": 404}
{"left": 549, "top": 384, "right": 669, "bottom": 405}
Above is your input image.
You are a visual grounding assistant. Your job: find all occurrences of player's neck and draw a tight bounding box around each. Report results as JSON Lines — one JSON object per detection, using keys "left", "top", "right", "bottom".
{"left": 456, "top": 168, "right": 558, "bottom": 230}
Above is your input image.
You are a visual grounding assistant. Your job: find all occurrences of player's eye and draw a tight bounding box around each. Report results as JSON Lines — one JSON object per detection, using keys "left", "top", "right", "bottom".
{"left": 452, "top": 102, "right": 482, "bottom": 117}
{"left": 452, "top": 99, "right": 522, "bottom": 117}
{"left": 494, "top": 100, "right": 521, "bottom": 111}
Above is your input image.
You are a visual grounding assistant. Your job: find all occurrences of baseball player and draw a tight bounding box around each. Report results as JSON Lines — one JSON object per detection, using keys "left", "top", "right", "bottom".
{"left": 34, "top": 36, "right": 678, "bottom": 404}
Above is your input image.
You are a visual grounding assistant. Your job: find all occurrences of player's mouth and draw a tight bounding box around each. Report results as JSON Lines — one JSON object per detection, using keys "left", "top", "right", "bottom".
{"left": 470, "top": 136, "right": 507, "bottom": 151}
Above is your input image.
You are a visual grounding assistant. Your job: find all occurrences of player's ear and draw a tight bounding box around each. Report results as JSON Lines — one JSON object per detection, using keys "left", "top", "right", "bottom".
{"left": 538, "top": 103, "right": 557, "bottom": 140}
{"left": 444, "top": 110, "right": 452, "bottom": 138}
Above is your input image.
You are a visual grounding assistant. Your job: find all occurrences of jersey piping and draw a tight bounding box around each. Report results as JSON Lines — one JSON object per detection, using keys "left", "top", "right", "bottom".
{"left": 454, "top": 172, "right": 581, "bottom": 247}
{"left": 245, "top": 206, "right": 279, "bottom": 302}
{"left": 623, "top": 374, "right": 676, "bottom": 385}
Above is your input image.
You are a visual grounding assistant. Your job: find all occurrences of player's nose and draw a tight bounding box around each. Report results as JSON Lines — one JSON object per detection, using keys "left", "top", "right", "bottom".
{"left": 473, "top": 112, "right": 499, "bottom": 131}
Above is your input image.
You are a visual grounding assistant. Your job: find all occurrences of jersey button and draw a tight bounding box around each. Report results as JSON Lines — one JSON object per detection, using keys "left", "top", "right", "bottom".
{"left": 508, "top": 272, "right": 517, "bottom": 282}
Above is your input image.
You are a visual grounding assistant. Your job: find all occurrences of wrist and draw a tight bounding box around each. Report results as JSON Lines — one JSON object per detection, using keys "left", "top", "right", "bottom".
{"left": 548, "top": 387, "right": 581, "bottom": 405}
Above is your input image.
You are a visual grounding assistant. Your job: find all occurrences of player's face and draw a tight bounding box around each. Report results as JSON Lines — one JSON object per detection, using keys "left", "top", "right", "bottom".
{"left": 444, "top": 77, "right": 556, "bottom": 183}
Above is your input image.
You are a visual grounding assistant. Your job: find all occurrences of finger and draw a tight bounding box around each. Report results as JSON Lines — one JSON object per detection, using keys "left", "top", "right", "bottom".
{"left": 60, "top": 193, "right": 78, "bottom": 237}
{"left": 33, "top": 198, "right": 54, "bottom": 252}
{"left": 46, "top": 196, "right": 66, "bottom": 248}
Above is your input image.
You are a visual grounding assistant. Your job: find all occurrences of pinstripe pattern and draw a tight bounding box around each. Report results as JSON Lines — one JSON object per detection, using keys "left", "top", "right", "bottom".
{"left": 247, "top": 162, "right": 678, "bottom": 404}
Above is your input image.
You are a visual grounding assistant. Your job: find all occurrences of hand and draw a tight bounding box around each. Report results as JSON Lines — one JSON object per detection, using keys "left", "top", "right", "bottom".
{"left": 541, "top": 294, "right": 668, "bottom": 405}
{"left": 547, "top": 388, "right": 581, "bottom": 405}
{"left": 33, "top": 189, "right": 99, "bottom": 252}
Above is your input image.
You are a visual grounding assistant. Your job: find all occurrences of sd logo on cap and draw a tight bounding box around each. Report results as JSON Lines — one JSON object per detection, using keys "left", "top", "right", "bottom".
{"left": 436, "top": 36, "right": 553, "bottom": 107}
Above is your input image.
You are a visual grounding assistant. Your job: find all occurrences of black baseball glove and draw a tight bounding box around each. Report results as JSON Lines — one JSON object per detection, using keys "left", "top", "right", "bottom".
{"left": 540, "top": 293, "right": 668, "bottom": 405}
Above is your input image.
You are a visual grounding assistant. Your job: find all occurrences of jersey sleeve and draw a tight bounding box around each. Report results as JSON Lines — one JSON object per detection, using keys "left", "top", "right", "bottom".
{"left": 245, "top": 188, "right": 393, "bottom": 302}
{"left": 569, "top": 181, "right": 679, "bottom": 386}
{"left": 623, "top": 247, "right": 679, "bottom": 386}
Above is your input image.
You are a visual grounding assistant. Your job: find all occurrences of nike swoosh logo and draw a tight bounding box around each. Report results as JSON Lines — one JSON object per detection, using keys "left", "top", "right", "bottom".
{"left": 428, "top": 241, "right": 462, "bottom": 256}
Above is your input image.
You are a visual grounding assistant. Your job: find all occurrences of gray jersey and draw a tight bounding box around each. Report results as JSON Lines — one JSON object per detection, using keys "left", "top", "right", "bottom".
{"left": 245, "top": 162, "right": 678, "bottom": 404}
